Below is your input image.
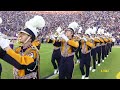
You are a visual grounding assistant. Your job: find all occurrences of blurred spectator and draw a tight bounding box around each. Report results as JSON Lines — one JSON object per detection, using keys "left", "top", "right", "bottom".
{"left": 0, "top": 11, "right": 120, "bottom": 45}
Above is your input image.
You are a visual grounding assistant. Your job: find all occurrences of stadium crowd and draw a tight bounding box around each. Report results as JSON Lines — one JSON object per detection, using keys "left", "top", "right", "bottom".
{"left": 0, "top": 11, "right": 120, "bottom": 44}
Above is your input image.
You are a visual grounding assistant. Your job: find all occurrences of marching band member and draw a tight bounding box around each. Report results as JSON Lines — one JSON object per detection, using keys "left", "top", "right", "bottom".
{"left": 101, "top": 33, "right": 108, "bottom": 62}
{"left": 80, "top": 28, "right": 94, "bottom": 79}
{"left": 107, "top": 33, "right": 113, "bottom": 54}
{"left": 90, "top": 27, "right": 100, "bottom": 72}
{"left": 97, "top": 28, "right": 106, "bottom": 63}
{"left": 95, "top": 33, "right": 102, "bottom": 66}
{"left": 105, "top": 32, "right": 111, "bottom": 57}
{"left": 58, "top": 22, "right": 79, "bottom": 79}
{"left": 0, "top": 15, "right": 45, "bottom": 79}
{"left": 104, "top": 32, "right": 109, "bottom": 58}
{"left": 47, "top": 27, "right": 62, "bottom": 75}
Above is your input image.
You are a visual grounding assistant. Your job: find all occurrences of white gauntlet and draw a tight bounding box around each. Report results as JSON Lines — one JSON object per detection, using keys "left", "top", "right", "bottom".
{"left": 82, "top": 37, "right": 87, "bottom": 42}
{"left": 60, "top": 34, "right": 69, "bottom": 42}
{"left": 0, "top": 38, "right": 10, "bottom": 50}
{"left": 50, "top": 35, "right": 55, "bottom": 40}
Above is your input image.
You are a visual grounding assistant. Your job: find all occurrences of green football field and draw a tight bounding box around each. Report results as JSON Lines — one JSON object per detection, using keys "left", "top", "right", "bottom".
{"left": 0, "top": 43, "right": 120, "bottom": 79}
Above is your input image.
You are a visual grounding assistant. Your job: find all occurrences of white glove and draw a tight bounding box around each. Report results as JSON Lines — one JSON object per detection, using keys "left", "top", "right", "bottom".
{"left": 90, "top": 36, "right": 94, "bottom": 40}
{"left": 82, "top": 37, "right": 87, "bottom": 42}
{"left": 57, "top": 31, "right": 65, "bottom": 38}
{"left": 56, "top": 27, "right": 62, "bottom": 34}
{"left": 59, "top": 34, "right": 69, "bottom": 42}
{"left": 0, "top": 38, "right": 10, "bottom": 50}
{"left": 50, "top": 35, "right": 55, "bottom": 40}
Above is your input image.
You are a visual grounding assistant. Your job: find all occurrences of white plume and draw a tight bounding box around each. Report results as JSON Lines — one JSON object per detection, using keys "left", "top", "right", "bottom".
{"left": 85, "top": 28, "right": 91, "bottom": 35}
{"left": 25, "top": 15, "right": 45, "bottom": 29}
{"left": 0, "top": 17, "right": 2, "bottom": 24}
{"left": 68, "top": 22, "right": 79, "bottom": 32}
{"left": 97, "top": 28, "right": 104, "bottom": 34}
{"left": 24, "top": 15, "right": 45, "bottom": 37}
{"left": 101, "top": 29, "right": 104, "bottom": 34}
{"left": 92, "top": 27, "right": 97, "bottom": 34}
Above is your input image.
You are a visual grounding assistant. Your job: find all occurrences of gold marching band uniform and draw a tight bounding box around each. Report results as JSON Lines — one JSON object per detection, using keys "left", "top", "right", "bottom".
{"left": 13, "top": 42, "right": 40, "bottom": 79}
{"left": 59, "top": 38, "right": 79, "bottom": 79}
{"left": 79, "top": 35, "right": 94, "bottom": 79}
{"left": 0, "top": 39, "right": 41, "bottom": 79}
{"left": 0, "top": 15, "right": 45, "bottom": 79}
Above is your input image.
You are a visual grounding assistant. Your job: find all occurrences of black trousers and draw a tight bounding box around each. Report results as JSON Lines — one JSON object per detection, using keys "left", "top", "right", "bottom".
{"left": 106, "top": 43, "right": 109, "bottom": 56}
{"left": 102, "top": 45, "right": 105, "bottom": 60}
{"left": 96, "top": 46, "right": 102, "bottom": 64}
{"left": 109, "top": 43, "right": 112, "bottom": 52}
{"left": 51, "top": 49, "right": 61, "bottom": 69}
{"left": 91, "top": 48, "right": 96, "bottom": 69}
{"left": 112, "top": 42, "right": 114, "bottom": 46}
{"left": 80, "top": 52, "right": 91, "bottom": 77}
{"left": 59, "top": 55, "right": 74, "bottom": 79}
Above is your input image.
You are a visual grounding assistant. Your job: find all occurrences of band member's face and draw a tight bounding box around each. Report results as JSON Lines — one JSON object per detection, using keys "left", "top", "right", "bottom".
{"left": 18, "top": 32, "right": 30, "bottom": 43}
{"left": 65, "top": 30, "right": 73, "bottom": 39}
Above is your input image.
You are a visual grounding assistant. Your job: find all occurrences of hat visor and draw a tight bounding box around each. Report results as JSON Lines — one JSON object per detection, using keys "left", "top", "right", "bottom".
{"left": 18, "top": 31, "right": 30, "bottom": 36}
{"left": 66, "top": 28, "right": 74, "bottom": 33}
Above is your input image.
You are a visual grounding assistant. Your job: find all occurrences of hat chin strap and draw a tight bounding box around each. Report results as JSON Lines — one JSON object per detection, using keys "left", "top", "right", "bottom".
{"left": 23, "top": 36, "right": 31, "bottom": 44}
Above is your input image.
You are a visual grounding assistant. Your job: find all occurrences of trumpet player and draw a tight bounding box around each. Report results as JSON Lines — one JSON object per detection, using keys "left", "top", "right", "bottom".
{"left": 47, "top": 27, "right": 62, "bottom": 75}
{"left": 0, "top": 15, "right": 45, "bottom": 79}
{"left": 57, "top": 22, "right": 79, "bottom": 79}
{"left": 79, "top": 28, "right": 94, "bottom": 79}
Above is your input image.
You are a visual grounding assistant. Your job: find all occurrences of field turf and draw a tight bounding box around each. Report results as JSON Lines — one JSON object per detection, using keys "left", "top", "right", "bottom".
{"left": 0, "top": 44, "right": 120, "bottom": 79}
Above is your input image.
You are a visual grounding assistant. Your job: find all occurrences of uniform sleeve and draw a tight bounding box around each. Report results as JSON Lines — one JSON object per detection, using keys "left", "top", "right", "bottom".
{"left": 108, "top": 38, "right": 112, "bottom": 42}
{"left": 67, "top": 40, "right": 79, "bottom": 48}
{"left": 99, "top": 38, "right": 104, "bottom": 43}
{"left": 6, "top": 48, "right": 35, "bottom": 65}
{"left": 86, "top": 41, "right": 94, "bottom": 48}
{"left": 110, "top": 38, "right": 112, "bottom": 42}
{"left": 14, "top": 47, "right": 21, "bottom": 54}
{"left": 103, "top": 38, "right": 108, "bottom": 43}
{"left": 0, "top": 48, "right": 24, "bottom": 69}
{"left": 94, "top": 38, "right": 100, "bottom": 43}
{"left": 32, "top": 41, "right": 40, "bottom": 47}
{"left": 32, "top": 41, "right": 41, "bottom": 50}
